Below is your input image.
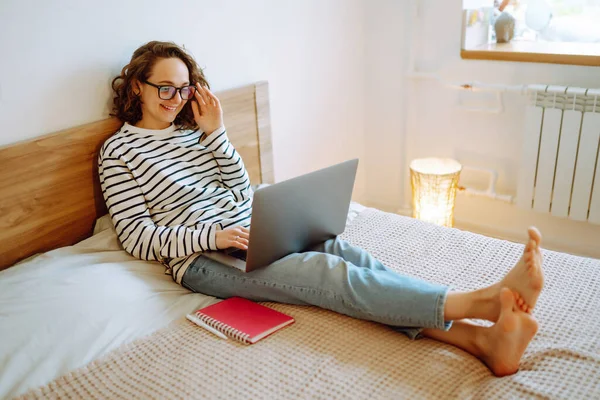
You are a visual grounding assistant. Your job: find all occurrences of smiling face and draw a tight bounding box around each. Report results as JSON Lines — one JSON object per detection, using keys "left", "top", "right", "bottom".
{"left": 136, "top": 57, "right": 191, "bottom": 130}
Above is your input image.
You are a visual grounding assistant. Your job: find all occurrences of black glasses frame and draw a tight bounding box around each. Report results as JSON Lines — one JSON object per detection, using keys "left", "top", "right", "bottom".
{"left": 143, "top": 81, "right": 196, "bottom": 100}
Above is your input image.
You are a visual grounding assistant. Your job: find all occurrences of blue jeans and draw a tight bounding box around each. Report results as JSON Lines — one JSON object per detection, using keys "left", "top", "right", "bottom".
{"left": 182, "top": 237, "right": 452, "bottom": 339}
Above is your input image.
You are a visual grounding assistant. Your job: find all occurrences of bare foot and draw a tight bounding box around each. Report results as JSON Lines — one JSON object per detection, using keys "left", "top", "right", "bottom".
{"left": 478, "top": 288, "right": 539, "bottom": 377}
{"left": 497, "top": 227, "right": 544, "bottom": 313}
{"left": 442, "top": 227, "right": 544, "bottom": 324}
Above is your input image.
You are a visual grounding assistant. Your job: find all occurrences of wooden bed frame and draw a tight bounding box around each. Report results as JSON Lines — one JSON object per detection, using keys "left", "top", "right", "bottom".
{"left": 0, "top": 81, "right": 274, "bottom": 270}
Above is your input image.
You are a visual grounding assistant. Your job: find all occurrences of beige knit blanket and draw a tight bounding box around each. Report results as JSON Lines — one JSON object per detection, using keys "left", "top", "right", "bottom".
{"left": 20, "top": 209, "right": 600, "bottom": 399}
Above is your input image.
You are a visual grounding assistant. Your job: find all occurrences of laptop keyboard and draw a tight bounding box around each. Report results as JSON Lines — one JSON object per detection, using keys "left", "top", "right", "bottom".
{"left": 228, "top": 249, "right": 248, "bottom": 261}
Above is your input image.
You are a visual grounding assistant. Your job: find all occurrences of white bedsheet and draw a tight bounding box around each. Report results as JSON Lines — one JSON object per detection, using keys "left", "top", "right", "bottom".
{"left": 0, "top": 202, "right": 366, "bottom": 399}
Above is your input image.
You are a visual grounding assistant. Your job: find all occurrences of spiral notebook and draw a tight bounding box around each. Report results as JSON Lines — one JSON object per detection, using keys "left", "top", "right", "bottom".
{"left": 186, "top": 297, "right": 295, "bottom": 344}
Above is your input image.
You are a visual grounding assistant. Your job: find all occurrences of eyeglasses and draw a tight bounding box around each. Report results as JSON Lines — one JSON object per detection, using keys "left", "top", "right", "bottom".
{"left": 143, "top": 81, "right": 196, "bottom": 100}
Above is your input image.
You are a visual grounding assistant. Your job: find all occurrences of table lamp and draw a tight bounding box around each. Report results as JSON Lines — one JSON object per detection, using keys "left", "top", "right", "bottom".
{"left": 410, "top": 158, "right": 462, "bottom": 227}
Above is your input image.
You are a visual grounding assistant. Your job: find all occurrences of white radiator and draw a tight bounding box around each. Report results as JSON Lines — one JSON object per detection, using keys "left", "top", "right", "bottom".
{"left": 517, "top": 85, "right": 600, "bottom": 225}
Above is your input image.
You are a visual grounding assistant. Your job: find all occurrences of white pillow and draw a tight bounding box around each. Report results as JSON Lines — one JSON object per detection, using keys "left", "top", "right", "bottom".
{"left": 93, "top": 214, "right": 115, "bottom": 235}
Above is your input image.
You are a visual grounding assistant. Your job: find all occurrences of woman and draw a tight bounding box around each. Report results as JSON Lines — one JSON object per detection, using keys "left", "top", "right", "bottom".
{"left": 100, "top": 41, "right": 543, "bottom": 377}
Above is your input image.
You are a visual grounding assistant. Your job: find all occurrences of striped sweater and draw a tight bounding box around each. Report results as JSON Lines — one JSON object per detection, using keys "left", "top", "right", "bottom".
{"left": 98, "top": 122, "right": 253, "bottom": 283}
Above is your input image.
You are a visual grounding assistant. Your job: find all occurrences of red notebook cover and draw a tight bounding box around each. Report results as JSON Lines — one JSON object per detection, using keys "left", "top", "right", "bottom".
{"left": 191, "top": 297, "right": 295, "bottom": 344}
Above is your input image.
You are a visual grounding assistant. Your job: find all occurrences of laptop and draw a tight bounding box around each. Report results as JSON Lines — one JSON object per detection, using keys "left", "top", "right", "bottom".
{"left": 202, "top": 158, "right": 359, "bottom": 272}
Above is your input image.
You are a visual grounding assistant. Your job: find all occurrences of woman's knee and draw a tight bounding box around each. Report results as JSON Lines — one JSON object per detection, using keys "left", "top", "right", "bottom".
{"left": 265, "top": 252, "right": 351, "bottom": 284}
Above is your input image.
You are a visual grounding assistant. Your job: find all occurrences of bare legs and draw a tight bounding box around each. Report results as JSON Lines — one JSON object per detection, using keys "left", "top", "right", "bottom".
{"left": 421, "top": 227, "right": 544, "bottom": 377}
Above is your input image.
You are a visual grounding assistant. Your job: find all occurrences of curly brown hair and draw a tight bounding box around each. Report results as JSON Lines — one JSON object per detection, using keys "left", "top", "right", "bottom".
{"left": 111, "top": 41, "right": 208, "bottom": 129}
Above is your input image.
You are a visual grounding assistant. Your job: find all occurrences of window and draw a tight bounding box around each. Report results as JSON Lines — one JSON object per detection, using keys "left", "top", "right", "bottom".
{"left": 461, "top": 0, "right": 600, "bottom": 66}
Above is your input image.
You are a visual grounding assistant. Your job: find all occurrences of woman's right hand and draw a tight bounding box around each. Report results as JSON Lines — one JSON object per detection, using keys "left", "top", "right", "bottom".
{"left": 215, "top": 226, "right": 250, "bottom": 250}
{"left": 191, "top": 84, "right": 223, "bottom": 136}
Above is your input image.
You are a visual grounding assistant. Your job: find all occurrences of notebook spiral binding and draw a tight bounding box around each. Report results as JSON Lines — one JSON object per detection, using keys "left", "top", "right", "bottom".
{"left": 197, "top": 312, "right": 251, "bottom": 344}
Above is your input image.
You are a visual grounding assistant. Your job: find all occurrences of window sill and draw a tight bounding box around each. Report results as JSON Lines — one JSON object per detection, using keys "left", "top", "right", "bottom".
{"left": 461, "top": 41, "right": 600, "bottom": 67}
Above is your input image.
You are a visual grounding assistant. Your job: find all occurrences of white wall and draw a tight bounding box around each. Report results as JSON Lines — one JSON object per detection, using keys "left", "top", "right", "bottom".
{"left": 0, "top": 0, "right": 367, "bottom": 202}
{"left": 365, "top": 0, "right": 600, "bottom": 258}
{"left": 2, "top": 0, "right": 598, "bottom": 257}
{"left": 364, "top": 0, "right": 410, "bottom": 211}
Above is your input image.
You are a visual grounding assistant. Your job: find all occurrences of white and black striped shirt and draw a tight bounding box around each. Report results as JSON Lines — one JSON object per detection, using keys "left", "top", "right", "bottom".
{"left": 99, "top": 122, "right": 253, "bottom": 283}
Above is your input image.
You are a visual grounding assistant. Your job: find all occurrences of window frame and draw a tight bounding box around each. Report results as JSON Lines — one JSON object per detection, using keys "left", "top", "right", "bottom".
{"left": 461, "top": 1, "right": 600, "bottom": 66}
{"left": 461, "top": 41, "right": 600, "bottom": 66}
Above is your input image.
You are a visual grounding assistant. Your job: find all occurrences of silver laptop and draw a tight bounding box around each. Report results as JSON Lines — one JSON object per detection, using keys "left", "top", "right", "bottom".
{"left": 202, "top": 159, "right": 359, "bottom": 272}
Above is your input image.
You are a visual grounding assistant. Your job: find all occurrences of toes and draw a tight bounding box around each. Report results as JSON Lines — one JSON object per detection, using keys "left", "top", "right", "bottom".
{"left": 513, "top": 295, "right": 532, "bottom": 313}
{"left": 524, "top": 240, "right": 537, "bottom": 262}
{"left": 528, "top": 226, "right": 542, "bottom": 247}
{"left": 525, "top": 252, "right": 541, "bottom": 271}
{"left": 513, "top": 292, "right": 534, "bottom": 314}
{"left": 520, "top": 304, "right": 528, "bottom": 312}
{"left": 528, "top": 239, "right": 537, "bottom": 253}
{"left": 525, "top": 239, "right": 534, "bottom": 253}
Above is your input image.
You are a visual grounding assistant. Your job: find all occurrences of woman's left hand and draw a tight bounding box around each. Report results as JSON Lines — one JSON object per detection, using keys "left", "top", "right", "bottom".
{"left": 191, "top": 83, "right": 224, "bottom": 135}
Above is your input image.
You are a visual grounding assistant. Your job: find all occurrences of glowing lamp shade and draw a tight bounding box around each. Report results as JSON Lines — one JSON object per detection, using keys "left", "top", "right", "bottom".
{"left": 410, "top": 158, "right": 462, "bottom": 227}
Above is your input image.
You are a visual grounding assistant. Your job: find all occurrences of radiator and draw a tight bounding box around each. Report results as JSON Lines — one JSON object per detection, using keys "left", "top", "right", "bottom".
{"left": 517, "top": 85, "right": 600, "bottom": 225}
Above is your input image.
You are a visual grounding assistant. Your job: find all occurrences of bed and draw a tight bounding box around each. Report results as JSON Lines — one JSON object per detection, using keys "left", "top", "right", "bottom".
{"left": 1, "top": 81, "right": 599, "bottom": 400}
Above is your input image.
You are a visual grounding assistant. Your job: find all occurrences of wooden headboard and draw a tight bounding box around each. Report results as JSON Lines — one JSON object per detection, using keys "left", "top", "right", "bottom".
{"left": 0, "top": 81, "right": 274, "bottom": 270}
